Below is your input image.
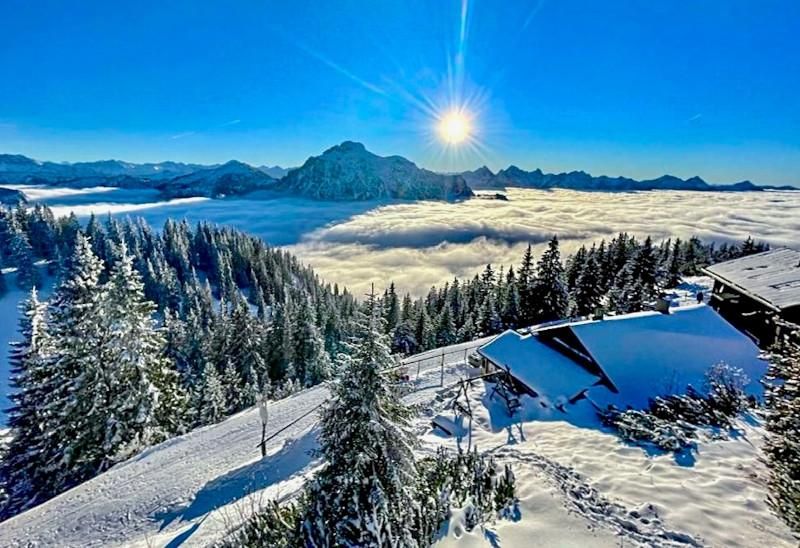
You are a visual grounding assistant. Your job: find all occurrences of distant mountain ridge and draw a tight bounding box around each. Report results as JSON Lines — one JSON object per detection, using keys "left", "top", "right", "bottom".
{"left": 461, "top": 164, "right": 796, "bottom": 192}
{"left": 0, "top": 154, "right": 206, "bottom": 183}
{"left": 159, "top": 160, "right": 276, "bottom": 199}
{"left": 275, "top": 141, "right": 473, "bottom": 201}
{"left": 0, "top": 146, "right": 796, "bottom": 203}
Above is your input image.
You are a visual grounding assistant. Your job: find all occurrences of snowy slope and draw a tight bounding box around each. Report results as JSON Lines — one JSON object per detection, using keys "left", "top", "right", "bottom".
{"left": 0, "top": 344, "right": 475, "bottom": 547}
{"left": 0, "top": 386, "right": 329, "bottom": 547}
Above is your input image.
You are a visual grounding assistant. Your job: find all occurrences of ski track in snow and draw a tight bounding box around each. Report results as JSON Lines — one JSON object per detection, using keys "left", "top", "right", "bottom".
{"left": 0, "top": 345, "right": 472, "bottom": 547}
{"left": 0, "top": 385, "right": 329, "bottom": 547}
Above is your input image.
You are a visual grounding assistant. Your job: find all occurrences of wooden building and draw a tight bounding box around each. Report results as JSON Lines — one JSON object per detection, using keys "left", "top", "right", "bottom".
{"left": 703, "top": 247, "right": 800, "bottom": 346}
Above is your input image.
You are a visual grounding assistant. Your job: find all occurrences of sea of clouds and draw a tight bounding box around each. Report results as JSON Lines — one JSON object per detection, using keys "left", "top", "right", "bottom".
{"left": 12, "top": 185, "right": 800, "bottom": 297}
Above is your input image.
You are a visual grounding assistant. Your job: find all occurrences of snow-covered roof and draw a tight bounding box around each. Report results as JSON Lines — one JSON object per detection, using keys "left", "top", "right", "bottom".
{"left": 703, "top": 247, "right": 800, "bottom": 311}
{"left": 478, "top": 330, "right": 602, "bottom": 408}
{"left": 571, "top": 305, "right": 766, "bottom": 409}
{"left": 478, "top": 305, "right": 767, "bottom": 411}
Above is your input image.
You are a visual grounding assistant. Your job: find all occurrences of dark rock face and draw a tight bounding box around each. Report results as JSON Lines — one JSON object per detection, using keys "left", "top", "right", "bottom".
{"left": 276, "top": 141, "right": 474, "bottom": 201}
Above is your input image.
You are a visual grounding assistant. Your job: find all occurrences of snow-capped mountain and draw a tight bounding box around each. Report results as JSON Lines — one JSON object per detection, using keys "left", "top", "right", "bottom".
{"left": 159, "top": 160, "right": 277, "bottom": 198}
{"left": 70, "top": 159, "right": 207, "bottom": 179}
{"left": 2, "top": 149, "right": 794, "bottom": 201}
{"left": 466, "top": 165, "right": 795, "bottom": 192}
{"left": 0, "top": 154, "right": 206, "bottom": 183}
{"left": 277, "top": 141, "right": 474, "bottom": 201}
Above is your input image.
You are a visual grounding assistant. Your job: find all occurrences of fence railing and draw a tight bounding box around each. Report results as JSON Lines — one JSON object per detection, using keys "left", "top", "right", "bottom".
{"left": 394, "top": 338, "right": 489, "bottom": 386}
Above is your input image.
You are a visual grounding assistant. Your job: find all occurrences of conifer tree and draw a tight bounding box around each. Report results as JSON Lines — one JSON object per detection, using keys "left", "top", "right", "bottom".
{"left": 763, "top": 338, "right": 800, "bottom": 534}
{"left": 414, "top": 306, "right": 436, "bottom": 351}
{"left": 221, "top": 358, "right": 244, "bottom": 414}
{"left": 384, "top": 282, "right": 401, "bottom": 334}
{"left": 103, "top": 243, "right": 184, "bottom": 456}
{"left": 302, "top": 293, "right": 419, "bottom": 546}
{"left": 36, "top": 234, "right": 107, "bottom": 494}
{"left": 501, "top": 266, "right": 521, "bottom": 329}
{"left": 199, "top": 362, "right": 227, "bottom": 425}
{"left": 535, "top": 236, "right": 568, "bottom": 322}
{"left": 665, "top": 239, "right": 683, "bottom": 287}
{"left": 293, "top": 296, "right": 331, "bottom": 386}
{"left": 572, "top": 254, "right": 603, "bottom": 317}
{"left": 436, "top": 305, "right": 456, "bottom": 347}
{"left": 8, "top": 217, "right": 39, "bottom": 289}
{"left": 518, "top": 244, "right": 536, "bottom": 325}
{"left": 0, "top": 289, "right": 51, "bottom": 518}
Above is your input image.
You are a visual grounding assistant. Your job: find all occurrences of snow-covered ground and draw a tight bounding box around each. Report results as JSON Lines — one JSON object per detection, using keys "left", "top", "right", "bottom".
{"left": 0, "top": 345, "right": 471, "bottom": 547}
{"left": 1, "top": 334, "right": 793, "bottom": 547}
{"left": 425, "top": 379, "right": 796, "bottom": 548}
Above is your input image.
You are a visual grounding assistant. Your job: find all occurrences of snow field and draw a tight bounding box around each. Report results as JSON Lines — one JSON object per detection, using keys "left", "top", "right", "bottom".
{"left": 423, "top": 378, "right": 796, "bottom": 547}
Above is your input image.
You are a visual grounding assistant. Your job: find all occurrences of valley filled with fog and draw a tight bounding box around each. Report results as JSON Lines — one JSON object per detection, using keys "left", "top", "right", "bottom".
{"left": 11, "top": 184, "right": 800, "bottom": 296}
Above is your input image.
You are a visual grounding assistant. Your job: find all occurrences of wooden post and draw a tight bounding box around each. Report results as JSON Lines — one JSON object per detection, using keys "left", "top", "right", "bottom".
{"left": 258, "top": 393, "right": 269, "bottom": 457}
{"left": 440, "top": 352, "right": 445, "bottom": 386}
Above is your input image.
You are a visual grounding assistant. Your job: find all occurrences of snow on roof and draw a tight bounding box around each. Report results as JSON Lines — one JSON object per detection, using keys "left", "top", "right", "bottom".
{"left": 570, "top": 305, "right": 767, "bottom": 410}
{"left": 479, "top": 305, "right": 767, "bottom": 412}
{"left": 478, "top": 329, "right": 602, "bottom": 408}
{"left": 704, "top": 247, "right": 800, "bottom": 311}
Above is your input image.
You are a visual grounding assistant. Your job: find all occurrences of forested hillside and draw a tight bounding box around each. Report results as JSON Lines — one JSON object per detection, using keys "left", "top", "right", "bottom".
{"left": 381, "top": 233, "right": 768, "bottom": 355}
{"left": 0, "top": 204, "right": 358, "bottom": 518}
{"left": 0, "top": 201, "right": 768, "bottom": 521}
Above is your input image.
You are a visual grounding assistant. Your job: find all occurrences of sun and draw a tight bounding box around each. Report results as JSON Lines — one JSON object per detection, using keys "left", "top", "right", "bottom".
{"left": 437, "top": 109, "right": 472, "bottom": 145}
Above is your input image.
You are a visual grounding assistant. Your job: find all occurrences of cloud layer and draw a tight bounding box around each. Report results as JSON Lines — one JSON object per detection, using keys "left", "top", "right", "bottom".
{"left": 17, "top": 186, "right": 800, "bottom": 297}
{"left": 285, "top": 188, "right": 800, "bottom": 295}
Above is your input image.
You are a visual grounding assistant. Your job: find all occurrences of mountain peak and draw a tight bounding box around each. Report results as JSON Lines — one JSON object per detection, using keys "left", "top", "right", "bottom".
{"left": 278, "top": 143, "right": 473, "bottom": 201}
{"left": 326, "top": 141, "right": 368, "bottom": 155}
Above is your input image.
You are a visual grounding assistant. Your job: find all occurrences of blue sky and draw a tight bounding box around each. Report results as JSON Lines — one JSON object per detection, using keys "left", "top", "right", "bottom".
{"left": 1, "top": 0, "right": 799, "bottom": 184}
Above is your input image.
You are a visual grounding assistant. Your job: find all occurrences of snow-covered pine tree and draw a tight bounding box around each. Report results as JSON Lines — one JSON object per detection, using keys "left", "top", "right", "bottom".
{"left": 535, "top": 236, "right": 568, "bottom": 322}
{"left": 477, "top": 293, "right": 502, "bottom": 335}
{"left": 501, "top": 266, "right": 521, "bottom": 329}
{"left": 198, "top": 361, "right": 227, "bottom": 425}
{"left": 104, "top": 242, "right": 188, "bottom": 448}
{"left": 665, "top": 238, "right": 683, "bottom": 288}
{"left": 566, "top": 245, "right": 587, "bottom": 291}
{"left": 572, "top": 253, "right": 603, "bottom": 317}
{"left": 517, "top": 244, "right": 536, "bottom": 326}
{"left": 221, "top": 358, "right": 244, "bottom": 414}
{"left": 0, "top": 288, "right": 51, "bottom": 518}
{"left": 293, "top": 296, "right": 331, "bottom": 386}
{"left": 383, "top": 282, "right": 401, "bottom": 335}
{"left": 35, "top": 234, "right": 108, "bottom": 495}
{"left": 8, "top": 215, "right": 39, "bottom": 289}
{"left": 763, "top": 336, "right": 800, "bottom": 535}
{"left": 414, "top": 304, "right": 436, "bottom": 351}
{"left": 302, "top": 292, "right": 420, "bottom": 547}
{"left": 436, "top": 304, "right": 456, "bottom": 347}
